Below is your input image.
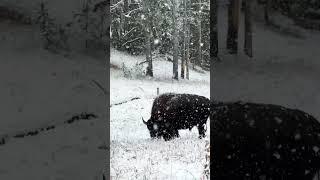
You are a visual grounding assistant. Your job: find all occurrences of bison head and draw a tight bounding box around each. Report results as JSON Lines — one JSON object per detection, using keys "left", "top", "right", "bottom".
{"left": 142, "top": 117, "right": 161, "bottom": 138}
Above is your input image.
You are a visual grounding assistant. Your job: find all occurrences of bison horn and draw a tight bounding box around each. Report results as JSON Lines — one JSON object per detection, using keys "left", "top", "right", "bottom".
{"left": 142, "top": 117, "right": 147, "bottom": 125}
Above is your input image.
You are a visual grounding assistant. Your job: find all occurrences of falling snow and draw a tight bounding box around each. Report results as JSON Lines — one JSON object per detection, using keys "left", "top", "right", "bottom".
{"left": 274, "top": 117, "right": 283, "bottom": 124}
{"left": 154, "top": 39, "right": 160, "bottom": 45}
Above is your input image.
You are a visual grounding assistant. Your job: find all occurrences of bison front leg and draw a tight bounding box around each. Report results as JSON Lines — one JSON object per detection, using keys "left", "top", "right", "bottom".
{"left": 174, "top": 129, "right": 179, "bottom": 138}
{"left": 163, "top": 132, "right": 172, "bottom": 141}
{"left": 198, "top": 124, "right": 206, "bottom": 139}
{"left": 163, "top": 129, "right": 179, "bottom": 141}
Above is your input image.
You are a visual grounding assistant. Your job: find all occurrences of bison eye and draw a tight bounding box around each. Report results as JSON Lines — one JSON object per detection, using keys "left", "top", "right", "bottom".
{"left": 153, "top": 124, "right": 158, "bottom": 130}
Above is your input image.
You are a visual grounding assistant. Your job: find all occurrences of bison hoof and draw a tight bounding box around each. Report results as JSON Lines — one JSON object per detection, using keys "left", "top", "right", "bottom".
{"left": 199, "top": 134, "right": 205, "bottom": 139}
{"left": 163, "top": 134, "right": 175, "bottom": 141}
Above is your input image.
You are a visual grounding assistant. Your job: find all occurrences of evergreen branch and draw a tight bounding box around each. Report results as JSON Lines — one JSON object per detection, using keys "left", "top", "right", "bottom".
{"left": 121, "top": 37, "right": 144, "bottom": 47}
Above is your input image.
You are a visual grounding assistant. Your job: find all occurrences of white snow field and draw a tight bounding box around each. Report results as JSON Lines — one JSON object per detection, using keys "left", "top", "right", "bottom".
{"left": 0, "top": 18, "right": 107, "bottom": 179}
{"left": 111, "top": 1, "right": 320, "bottom": 179}
{"left": 110, "top": 49, "right": 210, "bottom": 179}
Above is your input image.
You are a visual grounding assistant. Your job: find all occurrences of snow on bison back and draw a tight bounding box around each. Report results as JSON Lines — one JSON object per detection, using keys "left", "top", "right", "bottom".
{"left": 211, "top": 101, "right": 320, "bottom": 180}
{"left": 142, "top": 93, "right": 210, "bottom": 141}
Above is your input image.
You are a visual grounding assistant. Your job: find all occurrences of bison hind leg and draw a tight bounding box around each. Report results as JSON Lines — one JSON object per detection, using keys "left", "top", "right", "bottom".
{"left": 174, "top": 129, "right": 179, "bottom": 138}
{"left": 163, "top": 133, "right": 173, "bottom": 141}
{"left": 198, "top": 123, "right": 206, "bottom": 139}
{"left": 163, "top": 129, "right": 179, "bottom": 141}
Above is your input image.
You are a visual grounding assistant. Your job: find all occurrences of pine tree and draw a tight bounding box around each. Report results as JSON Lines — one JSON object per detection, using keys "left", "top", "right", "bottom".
{"left": 226, "top": 0, "right": 240, "bottom": 54}
{"left": 142, "top": 0, "right": 153, "bottom": 77}
{"left": 36, "top": 1, "right": 56, "bottom": 50}
{"left": 186, "top": 23, "right": 190, "bottom": 80}
{"left": 189, "top": 0, "right": 209, "bottom": 69}
{"left": 74, "top": 0, "right": 90, "bottom": 48}
{"left": 244, "top": 0, "right": 253, "bottom": 57}
{"left": 172, "top": 0, "right": 179, "bottom": 80}
{"left": 264, "top": 0, "right": 271, "bottom": 25}
{"left": 198, "top": 0, "right": 202, "bottom": 67}
{"left": 210, "top": 0, "right": 219, "bottom": 61}
{"left": 181, "top": 0, "right": 187, "bottom": 79}
{"left": 145, "top": 27, "right": 153, "bottom": 77}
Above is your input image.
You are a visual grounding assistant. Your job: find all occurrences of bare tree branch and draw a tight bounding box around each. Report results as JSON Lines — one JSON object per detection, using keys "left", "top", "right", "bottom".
{"left": 91, "top": 80, "right": 107, "bottom": 95}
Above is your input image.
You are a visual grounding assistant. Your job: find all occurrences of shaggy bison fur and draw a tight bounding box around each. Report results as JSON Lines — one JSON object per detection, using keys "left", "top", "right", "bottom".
{"left": 211, "top": 101, "right": 320, "bottom": 180}
{"left": 143, "top": 93, "right": 210, "bottom": 141}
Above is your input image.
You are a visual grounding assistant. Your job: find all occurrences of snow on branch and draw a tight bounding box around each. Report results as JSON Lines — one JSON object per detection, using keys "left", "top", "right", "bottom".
{"left": 121, "top": 36, "right": 144, "bottom": 46}
{"left": 122, "top": 27, "right": 137, "bottom": 38}
{"left": 91, "top": 80, "right": 107, "bottom": 95}
{"left": 111, "top": 0, "right": 124, "bottom": 11}
{"left": 125, "top": 7, "right": 143, "bottom": 17}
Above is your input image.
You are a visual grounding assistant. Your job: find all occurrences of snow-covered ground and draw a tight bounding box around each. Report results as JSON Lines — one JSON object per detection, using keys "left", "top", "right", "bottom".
{"left": 214, "top": 2, "right": 320, "bottom": 121}
{"left": 111, "top": 1, "right": 320, "bottom": 179}
{"left": 110, "top": 49, "right": 210, "bottom": 179}
{"left": 1, "top": 0, "right": 320, "bottom": 179}
{"left": 0, "top": 17, "right": 107, "bottom": 179}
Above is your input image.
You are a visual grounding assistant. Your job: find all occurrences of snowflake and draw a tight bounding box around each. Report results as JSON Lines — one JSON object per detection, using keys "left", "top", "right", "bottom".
{"left": 248, "top": 119, "right": 255, "bottom": 127}
{"left": 154, "top": 39, "right": 160, "bottom": 45}
{"left": 273, "top": 152, "right": 281, "bottom": 159}
{"left": 153, "top": 124, "right": 158, "bottom": 130}
{"left": 274, "top": 117, "right": 282, "bottom": 124}
{"left": 294, "top": 133, "right": 301, "bottom": 140}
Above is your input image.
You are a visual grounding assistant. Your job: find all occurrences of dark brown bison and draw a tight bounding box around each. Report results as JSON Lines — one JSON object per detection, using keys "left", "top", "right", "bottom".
{"left": 143, "top": 93, "right": 210, "bottom": 141}
{"left": 211, "top": 101, "right": 320, "bottom": 180}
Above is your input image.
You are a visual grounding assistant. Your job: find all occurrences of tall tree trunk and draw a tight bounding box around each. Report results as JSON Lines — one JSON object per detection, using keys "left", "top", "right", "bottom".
{"left": 145, "top": 27, "right": 153, "bottom": 77}
{"left": 120, "top": 5, "right": 124, "bottom": 39}
{"left": 124, "top": 0, "right": 129, "bottom": 12}
{"left": 210, "top": 0, "right": 219, "bottom": 61}
{"left": 264, "top": 0, "right": 271, "bottom": 25}
{"left": 106, "top": 0, "right": 110, "bottom": 58}
{"left": 82, "top": 0, "right": 89, "bottom": 49}
{"left": 198, "top": 0, "right": 202, "bottom": 67}
{"left": 244, "top": 0, "right": 253, "bottom": 57}
{"left": 226, "top": 0, "right": 240, "bottom": 54}
{"left": 172, "top": 0, "right": 179, "bottom": 80}
{"left": 181, "top": 0, "right": 187, "bottom": 79}
{"left": 123, "top": 0, "right": 129, "bottom": 32}
{"left": 142, "top": 0, "right": 153, "bottom": 77}
{"left": 186, "top": 23, "right": 190, "bottom": 80}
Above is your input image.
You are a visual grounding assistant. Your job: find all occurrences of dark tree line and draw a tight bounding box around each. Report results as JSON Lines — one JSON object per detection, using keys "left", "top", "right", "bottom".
{"left": 35, "top": 0, "right": 109, "bottom": 53}
{"left": 261, "top": 0, "right": 320, "bottom": 30}
{"left": 112, "top": 0, "right": 319, "bottom": 80}
{"left": 111, "top": 0, "right": 210, "bottom": 80}
{"left": 211, "top": 0, "right": 253, "bottom": 60}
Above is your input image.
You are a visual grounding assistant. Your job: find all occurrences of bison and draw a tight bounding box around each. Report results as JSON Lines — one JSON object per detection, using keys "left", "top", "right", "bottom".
{"left": 211, "top": 101, "right": 320, "bottom": 180}
{"left": 143, "top": 93, "right": 210, "bottom": 141}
